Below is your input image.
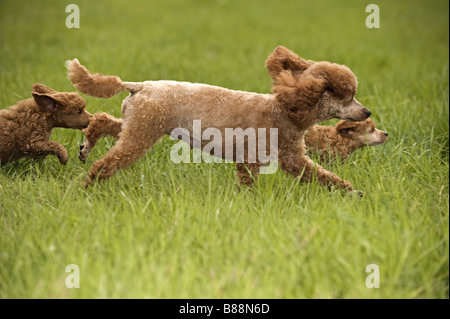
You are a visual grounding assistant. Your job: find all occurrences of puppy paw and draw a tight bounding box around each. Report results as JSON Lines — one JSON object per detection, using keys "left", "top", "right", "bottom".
{"left": 83, "top": 178, "right": 92, "bottom": 188}
{"left": 58, "top": 151, "right": 68, "bottom": 165}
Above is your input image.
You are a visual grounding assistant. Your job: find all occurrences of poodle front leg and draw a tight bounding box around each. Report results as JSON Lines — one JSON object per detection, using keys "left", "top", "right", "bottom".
{"left": 79, "top": 112, "right": 123, "bottom": 162}
{"left": 28, "top": 141, "right": 68, "bottom": 164}
{"left": 280, "top": 152, "right": 354, "bottom": 192}
{"left": 85, "top": 122, "right": 162, "bottom": 187}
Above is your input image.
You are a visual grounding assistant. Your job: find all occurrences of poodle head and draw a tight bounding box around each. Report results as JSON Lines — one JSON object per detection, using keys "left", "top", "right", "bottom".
{"left": 32, "top": 83, "right": 92, "bottom": 129}
{"left": 336, "top": 118, "right": 388, "bottom": 147}
{"left": 268, "top": 46, "right": 371, "bottom": 128}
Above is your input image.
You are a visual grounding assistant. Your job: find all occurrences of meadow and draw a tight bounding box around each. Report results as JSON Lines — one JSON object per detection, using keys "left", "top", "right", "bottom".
{"left": 0, "top": 0, "right": 448, "bottom": 299}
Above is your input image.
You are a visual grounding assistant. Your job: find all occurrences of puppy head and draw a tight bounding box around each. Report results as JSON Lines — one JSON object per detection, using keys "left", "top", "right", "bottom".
{"left": 336, "top": 118, "right": 388, "bottom": 147}
{"left": 269, "top": 46, "right": 371, "bottom": 128}
{"left": 32, "top": 83, "right": 92, "bottom": 129}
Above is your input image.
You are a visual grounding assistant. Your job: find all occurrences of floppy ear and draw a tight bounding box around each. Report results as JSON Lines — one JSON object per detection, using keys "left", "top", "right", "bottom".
{"left": 265, "top": 46, "right": 314, "bottom": 80}
{"left": 32, "top": 92, "right": 60, "bottom": 111}
{"left": 32, "top": 83, "right": 57, "bottom": 94}
{"left": 305, "top": 62, "right": 358, "bottom": 99}
{"left": 336, "top": 120, "right": 357, "bottom": 134}
{"left": 272, "top": 70, "right": 327, "bottom": 116}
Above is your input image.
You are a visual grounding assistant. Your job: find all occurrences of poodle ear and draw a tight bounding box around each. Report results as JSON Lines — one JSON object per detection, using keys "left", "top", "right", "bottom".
{"left": 32, "top": 83, "right": 57, "bottom": 94}
{"left": 32, "top": 92, "right": 60, "bottom": 111}
{"left": 305, "top": 62, "right": 358, "bottom": 100}
{"left": 273, "top": 70, "right": 327, "bottom": 115}
{"left": 265, "top": 46, "right": 314, "bottom": 80}
{"left": 336, "top": 120, "right": 358, "bottom": 134}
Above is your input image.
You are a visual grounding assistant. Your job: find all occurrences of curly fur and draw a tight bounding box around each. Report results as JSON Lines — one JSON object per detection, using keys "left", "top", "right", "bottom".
{"left": 67, "top": 46, "right": 371, "bottom": 192}
{"left": 0, "top": 83, "right": 91, "bottom": 164}
{"left": 305, "top": 118, "right": 388, "bottom": 163}
{"left": 265, "top": 46, "right": 315, "bottom": 79}
{"left": 78, "top": 112, "right": 122, "bottom": 163}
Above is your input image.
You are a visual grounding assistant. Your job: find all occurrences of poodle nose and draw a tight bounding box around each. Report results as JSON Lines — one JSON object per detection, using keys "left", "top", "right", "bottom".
{"left": 384, "top": 132, "right": 388, "bottom": 137}
{"left": 365, "top": 110, "right": 372, "bottom": 118}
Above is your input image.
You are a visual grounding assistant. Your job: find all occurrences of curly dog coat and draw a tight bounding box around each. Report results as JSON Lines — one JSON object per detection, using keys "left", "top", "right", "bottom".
{"left": 0, "top": 83, "right": 91, "bottom": 164}
{"left": 67, "top": 46, "right": 371, "bottom": 191}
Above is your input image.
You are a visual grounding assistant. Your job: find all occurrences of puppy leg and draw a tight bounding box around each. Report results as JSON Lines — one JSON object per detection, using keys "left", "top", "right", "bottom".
{"left": 28, "top": 141, "right": 68, "bottom": 164}
{"left": 79, "top": 112, "right": 122, "bottom": 162}
{"left": 236, "top": 163, "right": 261, "bottom": 187}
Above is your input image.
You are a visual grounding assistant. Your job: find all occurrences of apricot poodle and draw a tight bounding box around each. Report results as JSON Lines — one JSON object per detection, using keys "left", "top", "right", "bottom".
{"left": 305, "top": 118, "right": 388, "bottom": 163}
{"left": 0, "top": 83, "right": 91, "bottom": 164}
{"left": 67, "top": 46, "right": 371, "bottom": 192}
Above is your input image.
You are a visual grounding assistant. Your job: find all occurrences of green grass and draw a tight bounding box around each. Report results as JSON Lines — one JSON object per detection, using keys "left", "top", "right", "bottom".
{"left": 0, "top": 0, "right": 448, "bottom": 298}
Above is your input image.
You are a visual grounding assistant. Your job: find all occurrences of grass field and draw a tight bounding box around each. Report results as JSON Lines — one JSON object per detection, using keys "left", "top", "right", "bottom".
{"left": 0, "top": 0, "right": 448, "bottom": 299}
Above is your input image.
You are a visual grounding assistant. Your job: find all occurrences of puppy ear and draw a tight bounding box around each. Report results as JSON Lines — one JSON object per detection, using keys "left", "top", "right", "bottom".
{"left": 336, "top": 120, "right": 357, "bottom": 134}
{"left": 32, "top": 92, "right": 60, "bottom": 111}
{"left": 265, "top": 46, "right": 314, "bottom": 80}
{"left": 273, "top": 70, "right": 327, "bottom": 115}
{"left": 32, "top": 83, "right": 57, "bottom": 94}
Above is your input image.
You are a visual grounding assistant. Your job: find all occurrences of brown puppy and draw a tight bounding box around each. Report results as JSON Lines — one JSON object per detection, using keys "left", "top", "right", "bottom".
{"left": 305, "top": 118, "right": 388, "bottom": 163}
{"left": 67, "top": 46, "right": 371, "bottom": 192}
{"left": 0, "top": 83, "right": 92, "bottom": 164}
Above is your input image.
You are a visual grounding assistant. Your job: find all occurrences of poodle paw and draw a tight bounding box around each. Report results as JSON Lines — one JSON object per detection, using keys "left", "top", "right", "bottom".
{"left": 349, "top": 189, "right": 365, "bottom": 198}
{"left": 83, "top": 178, "right": 92, "bottom": 188}
{"left": 78, "top": 142, "right": 91, "bottom": 163}
{"left": 340, "top": 180, "right": 354, "bottom": 192}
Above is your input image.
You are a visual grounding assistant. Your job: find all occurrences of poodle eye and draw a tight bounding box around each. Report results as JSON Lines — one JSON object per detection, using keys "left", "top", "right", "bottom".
{"left": 367, "top": 128, "right": 375, "bottom": 133}
{"left": 78, "top": 109, "right": 83, "bottom": 115}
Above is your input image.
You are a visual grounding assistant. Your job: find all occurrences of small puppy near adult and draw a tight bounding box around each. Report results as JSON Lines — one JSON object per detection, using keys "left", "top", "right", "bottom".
{"left": 305, "top": 118, "right": 388, "bottom": 163}
{"left": 0, "top": 83, "right": 92, "bottom": 165}
{"left": 67, "top": 46, "right": 372, "bottom": 192}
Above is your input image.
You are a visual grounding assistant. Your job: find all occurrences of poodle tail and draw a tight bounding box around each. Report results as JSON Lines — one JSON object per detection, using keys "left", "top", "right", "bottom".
{"left": 66, "top": 59, "right": 143, "bottom": 98}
